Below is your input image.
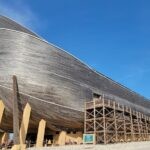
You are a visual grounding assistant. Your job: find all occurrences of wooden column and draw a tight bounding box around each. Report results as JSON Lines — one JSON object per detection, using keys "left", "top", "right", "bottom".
{"left": 65, "top": 131, "right": 83, "bottom": 145}
{"left": 0, "top": 132, "right": 8, "bottom": 144}
{"left": 102, "top": 95, "right": 106, "bottom": 144}
{"left": 93, "top": 99, "right": 96, "bottom": 144}
{"left": 139, "top": 112, "right": 143, "bottom": 140}
{"left": 148, "top": 117, "right": 150, "bottom": 140}
{"left": 0, "top": 100, "right": 5, "bottom": 125}
{"left": 113, "top": 101, "right": 118, "bottom": 142}
{"left": 12, "top": 75, "right": 20, "bottom": 145}
{"left": 138, "top": 112, "right": 142, "bottom": 140}
{"left": 84, "top": 103, "right": 86, "bottom": 134}
{"left": 136, "top": 111, "right": 140, "bottom": 141}
{"left": 130, "top": 108, "right": 134, "bottom": 141}
{"left": 144, "top": 116, "right": 148, "bottom": 140}
{"left": 123, "top": 106, "right": 127, "bottom": 142}
{"left": 20, "top": 103, "right": 31, "bottom": 145}
{"left": 57, "top": 131, "right": 67, "bottom": 146}
{"left": 36, "top": 119, "right": 46, "bottom": 147}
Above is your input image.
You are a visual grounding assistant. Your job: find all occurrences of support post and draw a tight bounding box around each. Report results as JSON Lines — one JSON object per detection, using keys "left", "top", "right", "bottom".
{"left": 65, "top": 131, "right": 83, "bottom": 145}
{"left": 102, "top": 95, "right": 106, "bottom": 144}
{"left": 93, "top": 98, "right": 96, "bottom": 144}
{"left": 144, "top": 116, "right": 148, "bottom": 140}
{"left": 130, "top": 108, "right": 134, "bottom": 141}
{"left": 20, "top": 103, "right": 31, "bottom": 145}
{"left": 57, "top": 131, "right": 67, "bottom": 146}
{"left": 0, "top": 132, "right": 8, "bottom": 144}
{"left": 113, "top": 101, "right": 118, "bottom": 142}
{"left": 0, "top": 100, "right": 5, "bottom": 125}
{"left": 84, "top": 103, "right": 86, "bottom": 134}
{"left": 12, "top": 75, "right": 20, "bottom": 145}
{"left": 139, "top": 112, "right": 143, "bottom": 140}
{"left": 123, "top": 107, "right": 127, "bottom": 142}
{"left": 138, "top": 112, "right": 141, "bottom": 141}
{"left": 36, "top": 119, "right": 46, "bottom": 147}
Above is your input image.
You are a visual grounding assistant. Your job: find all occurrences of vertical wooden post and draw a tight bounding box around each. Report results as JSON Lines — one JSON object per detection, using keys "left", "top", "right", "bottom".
{"left": 0, "top": 100, "right": 5, "bottom": 125}
{"left": 136, "top": 111, "right": 140, "bottom": 141}
{"left": 0, "top": 132, "right": 8, "bottom": 144}
{"left": 138, "top": 112, "right": 142, "bottom": 140}
{"left": 139, "top": 112, "right": 143, "bottom": 140}
{"left": 144, "top": 116, "right": 148, "bottom": 141}
{"left": 113, "top": 101, "right": 118, "bottom": 142}
{"left": 20, "top": 103, "right": 31, "bottom": 145}
{"left": 84, "top": 103, "right": 86, "bottom": 134}
{"left": 12, "top": 75, "right": 20, "bottom": 145}
{"left": 36, "top": 119, "right": 46, "bottom": 147}
{"left": 130, "top": 108, "right": 134, "bottom": 141}
{"left": 93, "top": 98, "right": 96, "bottom": 144}
{"left": 148, "top": 117, "right": 150, "bottom": 140}
{"left": 147, "top": 116, "right": 149, "bottom": 140}
{"left": 102, "top": 95, "right": 106, "bottom": 144}
{"left": 123, "top": 106, "right": 126, "bottom": 142}
{"left": 57, "top": 131, "right": 67, "bottom": 146}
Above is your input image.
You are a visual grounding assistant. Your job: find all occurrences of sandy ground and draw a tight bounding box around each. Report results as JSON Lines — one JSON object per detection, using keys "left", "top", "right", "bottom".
{"left": 27, "top": 141, "right": 150, "bottom": 150}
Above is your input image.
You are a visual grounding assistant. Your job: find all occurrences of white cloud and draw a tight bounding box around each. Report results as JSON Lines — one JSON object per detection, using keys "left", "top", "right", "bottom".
{"left": 0, "top": 0, "right": 39, "bottom": 32}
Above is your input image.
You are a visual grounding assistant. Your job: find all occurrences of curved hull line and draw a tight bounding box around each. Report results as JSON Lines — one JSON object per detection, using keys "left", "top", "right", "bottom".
{"left": 0, "top": 29, "right": 149, "bottom": 114}
{"left": 0, "top": 29, "right": 148, "bottom": 100}
{"left": 14, "top": 67, "right": 94, "bottom": 90}
{"left": 0, "top": 84, "right": 83, "bottom": 112}
{"left": 0, "top": 16, "right": 150, "bottom": 132}
{"left": 0, "top": 15, "right": 39, "bottom": 38}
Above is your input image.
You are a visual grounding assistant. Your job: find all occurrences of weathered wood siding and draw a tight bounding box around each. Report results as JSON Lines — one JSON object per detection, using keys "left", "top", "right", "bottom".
{"left": 0, "top": 16, "right": 150, "bottom": 132}
{"left": 0, "top": 15, "right": 38, "bottom": 37}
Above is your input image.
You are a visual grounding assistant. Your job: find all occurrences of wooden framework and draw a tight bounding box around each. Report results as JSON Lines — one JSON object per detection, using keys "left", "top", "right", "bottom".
{"left": 0, "top": 100, "right": 5, "bottom": 125}
{"left": 1, "top": 15, "right": 150, "bottom": 133}
{"left": 84, "top": 96, "right": 150, "bottom": 144}
{"left": 20, "top": 103, "right": 31, "bottom": 145}
{"left": 36, "top": 119, "right": 46, "bottom": 148}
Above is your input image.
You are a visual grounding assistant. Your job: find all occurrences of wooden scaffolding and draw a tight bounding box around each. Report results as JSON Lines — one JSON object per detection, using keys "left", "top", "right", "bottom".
{"left": 84, "top": 95, "right": 150, "bottom": 144}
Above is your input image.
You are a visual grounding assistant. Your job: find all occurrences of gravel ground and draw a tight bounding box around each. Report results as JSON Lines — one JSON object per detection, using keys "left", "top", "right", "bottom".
{"left": 27, "top": 141, "right": 150, "bottom": 150}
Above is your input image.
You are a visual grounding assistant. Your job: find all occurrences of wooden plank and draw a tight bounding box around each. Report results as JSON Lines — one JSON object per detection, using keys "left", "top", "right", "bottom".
{"left": 0, "top": 100, "right": 5, "bottom": 125}
{"left": 1, "top": 20, "right": 150, "bottom": 134}
{"left": 12, "top": 75, "right": 20, "bottom": 145}
{"left": 113, "top": 101, "right": 118, "bottom": 142}
{"left": 130, "top": 108, "right": 134, "bottom": 141}
{"left": 123, "top": 107, "right": 127, "bottom": 142}
{"left": 93, "top": 98, "right": 96, "bottom": 144}
{"left": 20, "top": 103, "right": 31, "bottom": 145}
{"left": 102, "top": 95, "right": 106, "bottom": 144}
{"left": 84, "top": 103, "right": 86, "bottom": 134}
{"left": 0, "top": 132, "right": 8, "bottom": 144}
{"left": 36, "top": 119, "right": 46, "bottom": 147}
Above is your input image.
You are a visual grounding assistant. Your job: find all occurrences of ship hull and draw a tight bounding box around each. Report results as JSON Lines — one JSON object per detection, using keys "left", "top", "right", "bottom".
{"left": 0, "top": 28, "right": 150, "bottom": 132}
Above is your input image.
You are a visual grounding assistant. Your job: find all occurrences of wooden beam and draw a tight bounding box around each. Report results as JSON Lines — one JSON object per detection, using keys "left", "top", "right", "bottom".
{"left": 0, "top": 132, "right": 8, "bottom": 144}
{"left": 113, "top": 101, "right": 118, "bottom": 142}
{"left": 93, "top": 98, "right": 96, "bottom": 144}
{"left": 36, "top": 119, "right": 46, "bottom": 147}
{"left": 12, "top": 75, "right": 20, "bottom": 145}
{"left": 20, "top": 103, "right": 31, "bottom": 145}
{"left": 65, "top": 131, "right": 83, "bottom": 145}
{"left": 84, "top": 95, "right": 150, "bottom": 144}
{"left": 130, "top": 108, "right": 134, "bottom": 141}
{"left": 11, "top": 144, "right": 26, "bottom": 150}
{"left": 0, "top": 100, "right": 5, "bottom": 125}
{"left": 145, "top": 116, "right": 149, "bottom": 140}
{"left": 57, "top": 131, "right": 66, "bottom": 146}
{"left": 102, "top": 95, "right": 106, "bottom": 144}
{"left": 123, "top": 107, "right": 127, "bottom": 142}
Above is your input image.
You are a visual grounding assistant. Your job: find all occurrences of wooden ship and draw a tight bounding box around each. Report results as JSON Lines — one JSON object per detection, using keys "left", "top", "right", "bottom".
{"left": 0, "top": 15, "right": 150, "bottom": 145}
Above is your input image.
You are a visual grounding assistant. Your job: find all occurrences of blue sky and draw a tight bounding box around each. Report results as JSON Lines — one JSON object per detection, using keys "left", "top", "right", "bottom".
{"left": 0, "top": 0, "right": 150, "bottom": 99}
